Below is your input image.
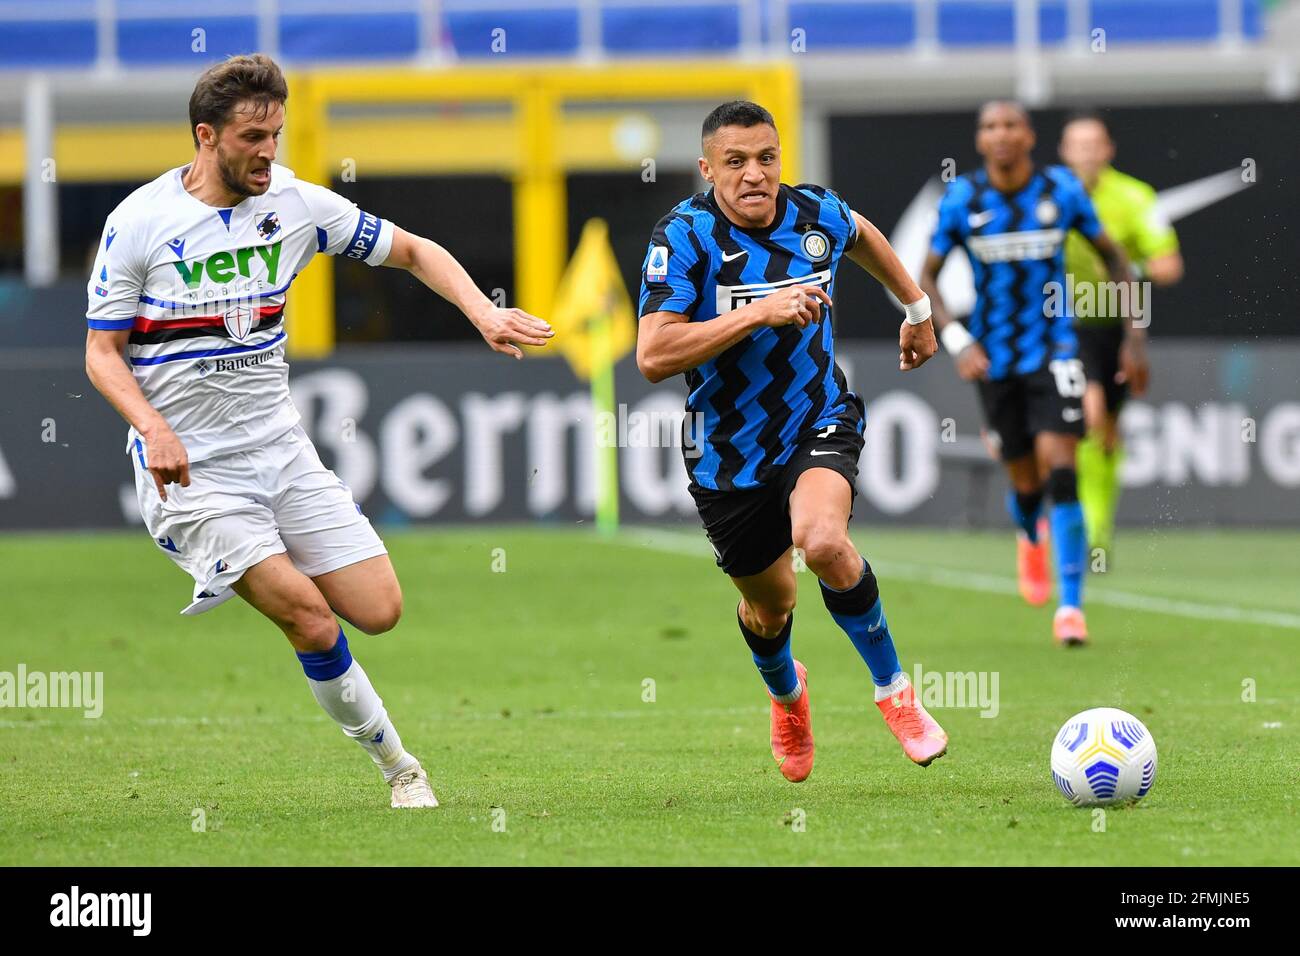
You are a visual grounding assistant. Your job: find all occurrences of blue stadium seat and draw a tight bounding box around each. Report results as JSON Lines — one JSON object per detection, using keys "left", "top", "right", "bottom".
{"left": 938, "top": 1, "right": 1068, "bottom": 47}
{"left": 0, "top": 4, "right": 96, "bottom": 67}
{"left": 280, "top": 13, "right": 421, "bottom": 60}
{"left": 602, "top": 4, "right": 740, "bottom": 54}
{"left": 445, "top": 9, "right": 580, "bottom": 58}
{"left": 118, "top": 18, "right": 260, "bottom": 65}
{"left": 785, "top": 2, "right": 916, "bottom": 49}
{"left": 0, "top": 22, "right": 97, "bottom": 68}
{"left": 1091, "top": 0, "right": 1261, "bottom": 44}
{"left": 0, "top": 0, "right": 1270, "bottom": 68}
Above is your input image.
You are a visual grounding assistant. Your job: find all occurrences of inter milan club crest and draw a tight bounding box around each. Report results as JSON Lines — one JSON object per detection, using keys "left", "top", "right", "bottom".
{"left": 256, "top": 212, "right": 281, "bottom": 240}
{"left": 223, "top": 305, "right": 254, "bottom": 341}
{"left": 1036, "top": 199, "right": 1059, "bottom": 225}
{"left": 800, "top": 229, "right": 830, "bottom": 262}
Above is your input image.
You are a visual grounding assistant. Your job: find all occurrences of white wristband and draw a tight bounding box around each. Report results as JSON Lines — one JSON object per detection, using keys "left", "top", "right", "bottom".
{"left": 940, "top": 321, "right": 976, "bottom": 355}
{"left": 901, "top": 293, "right": 932, "bottom": 326}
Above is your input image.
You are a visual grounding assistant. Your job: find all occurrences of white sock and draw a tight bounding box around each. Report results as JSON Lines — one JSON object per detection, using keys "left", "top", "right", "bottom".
{"left": 874, "top": 670, "right": 909, "bottom": 703}
{"left": 306, "top": 658, "right": 419, "bottom": 782}
{"left": 771, "top": 680, "right": 804, "bottom": 704}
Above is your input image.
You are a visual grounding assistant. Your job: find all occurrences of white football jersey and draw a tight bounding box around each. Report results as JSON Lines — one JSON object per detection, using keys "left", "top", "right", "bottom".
{"left": 86, "top": 163, "right": 393, "bottom": 463}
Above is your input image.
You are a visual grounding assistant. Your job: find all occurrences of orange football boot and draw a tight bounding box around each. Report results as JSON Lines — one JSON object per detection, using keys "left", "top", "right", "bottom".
{"left": 1053, "top": 605, "right": 1088, "bottom": 647}
{"left": 1017, "top": 517, "right": 1052, "bottom": 607}
{"left": 769, "top": 660, "right": 814, "bottom": 782}
{"left": 877, "top": 680, "right": 948, "bottom": 766}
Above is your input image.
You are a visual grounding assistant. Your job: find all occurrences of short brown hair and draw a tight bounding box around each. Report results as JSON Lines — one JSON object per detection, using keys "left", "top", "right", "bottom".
{"left": 188, "top": 54, "right": 288, "bottom": 148}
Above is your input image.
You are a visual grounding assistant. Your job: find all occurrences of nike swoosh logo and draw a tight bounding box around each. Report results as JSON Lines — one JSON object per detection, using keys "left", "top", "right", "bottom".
{"left": 968, "top": 209, "right": 997, "bottom": 228}
{"left": 809, "top": 449, "right": 839, "bottom": 457}
{"left": 721, "top": 250, "right": 747, "bottom": 262}
{"left": 1154, "top": 168, "right": 1254, "bottom": 223}
{"left": 867, "top": 622, "right": 881, "bottom": 632}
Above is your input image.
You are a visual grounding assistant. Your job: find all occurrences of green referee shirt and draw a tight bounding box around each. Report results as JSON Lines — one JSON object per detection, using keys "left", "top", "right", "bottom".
{"left": 1065, "top": 165, "right": 1179, "bottom": 325}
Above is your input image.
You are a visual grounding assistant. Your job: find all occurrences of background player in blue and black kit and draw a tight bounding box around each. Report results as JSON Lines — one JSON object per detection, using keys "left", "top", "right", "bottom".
{"left": 637, "top": 101, "right": 948, "bottom": 782}
{"left": 920, "top": 100, "right": 1149, "bottom": 646}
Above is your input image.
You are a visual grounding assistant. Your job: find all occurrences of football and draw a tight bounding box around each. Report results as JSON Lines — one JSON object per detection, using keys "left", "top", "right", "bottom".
{"left": 1051, "top": 707, "right": 1158, "bottom": 807}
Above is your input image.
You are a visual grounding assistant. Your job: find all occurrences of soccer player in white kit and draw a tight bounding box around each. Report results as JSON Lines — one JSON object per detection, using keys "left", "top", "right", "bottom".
{"left": 83, "top": 54, "right": 553, "bottom": 808}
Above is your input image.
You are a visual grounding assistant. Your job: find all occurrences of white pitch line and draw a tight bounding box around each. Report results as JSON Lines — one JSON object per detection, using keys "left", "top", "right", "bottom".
{"left": 0, "top": 698, "right": 1288, "bottom": 731}
{"left": 618, "top": 527, "right": 1300, "bottom": 632}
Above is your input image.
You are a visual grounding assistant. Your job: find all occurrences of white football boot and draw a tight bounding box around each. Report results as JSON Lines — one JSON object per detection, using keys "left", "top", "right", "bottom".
{"left": 390, "top": 764, "right": 439, "bottom": 809}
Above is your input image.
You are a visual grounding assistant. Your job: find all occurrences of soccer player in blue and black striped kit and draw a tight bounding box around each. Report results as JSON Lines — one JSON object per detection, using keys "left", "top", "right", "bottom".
{"left": 920, "top": 101, "right": 1148, "bottom": 646}
{"left": 637, "top": 101, "right": 948, "bottom": 782}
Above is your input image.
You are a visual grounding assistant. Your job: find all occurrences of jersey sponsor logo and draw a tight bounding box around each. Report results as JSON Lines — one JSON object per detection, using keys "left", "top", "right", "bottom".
{"left": 646, "top": 245, "right": 669, "bottom": 282}
{"left": 192, "top": 345, "right": 277, "bottom": 378}
{"left": 344, "top": 211, "right": 381, "bottom": 261}
{"left": 966, "top": 228, "right": 1065, "bottom": 263}
{"left": 256, "top": 212, "right": 281, "bottom": 241}
{"left": 171, "top": 240, "right": 282, "bottom": 288}
{"left": 209, "top": 350, "right": 276, "bottom": 374}
{"left": 715, "top": 269, "right": 832, "bottom": 315}
{"left": 800, "top": 230, "right": 830, "bottom": 262}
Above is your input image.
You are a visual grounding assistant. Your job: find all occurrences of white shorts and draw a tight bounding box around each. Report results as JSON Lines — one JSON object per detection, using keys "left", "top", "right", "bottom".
{"left": 132, "top": 424, "right": 387, "bottom": 614}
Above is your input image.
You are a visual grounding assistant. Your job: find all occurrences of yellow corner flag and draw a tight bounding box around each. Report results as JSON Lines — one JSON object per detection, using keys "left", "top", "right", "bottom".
{"left": 544, "top": 218, "right": 637, "bottom": 536}
{"left": 546, "top": 218, "right": 637, "bottom": 380}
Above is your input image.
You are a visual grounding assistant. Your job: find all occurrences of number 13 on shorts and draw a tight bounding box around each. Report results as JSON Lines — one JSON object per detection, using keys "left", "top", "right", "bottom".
{"left": 1049, "top": 358, "right": 1086, "bottom": 399}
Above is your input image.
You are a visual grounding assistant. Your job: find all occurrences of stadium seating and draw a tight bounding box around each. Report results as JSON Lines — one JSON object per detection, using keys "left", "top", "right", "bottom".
{"left": 0, "top": 0, "right": 1267, "bottom": 69}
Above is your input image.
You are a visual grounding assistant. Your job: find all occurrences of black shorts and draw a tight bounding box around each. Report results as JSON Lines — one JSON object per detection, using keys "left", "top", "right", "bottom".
{"left": 689, "top": 396, "right": 865, "bottom": 578}
{"left": 1076, "top": 323, "right": 1129, "bottom": 412}
{"left": 977, "top": 361, "right": 1085, "bottom": 462}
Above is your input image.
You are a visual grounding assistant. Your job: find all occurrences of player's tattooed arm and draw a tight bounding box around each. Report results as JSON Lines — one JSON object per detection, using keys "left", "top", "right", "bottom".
{"left": 382, "top": 226, "right": 553, "bottom": 360}
{"left": 844, "top": 211, "right": 937, "bottom": 372}
{"left": 637, "top": 286, "right": 830, "bottom": 384}
{"left": 85, "top": 328, "right": 190, "bottom": 500}
{"left": 1088, "top": 231, "right": 1150, "bottom": 396}
{"left": 920, "top": 250, "right": 990, "bottom": 382}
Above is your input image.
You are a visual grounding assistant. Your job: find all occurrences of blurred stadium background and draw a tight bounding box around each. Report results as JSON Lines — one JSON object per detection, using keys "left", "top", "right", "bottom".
{"left": 1, "top": 0, "right": 1297, "bottom": 533}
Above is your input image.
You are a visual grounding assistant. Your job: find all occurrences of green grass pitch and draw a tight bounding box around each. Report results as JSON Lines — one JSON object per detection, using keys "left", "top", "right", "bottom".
{"left": 1, "top": 525, "right": 1296, "bottom": 866}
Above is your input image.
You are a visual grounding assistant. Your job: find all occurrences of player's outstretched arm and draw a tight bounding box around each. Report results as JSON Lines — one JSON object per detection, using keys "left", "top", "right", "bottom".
{"left": 1087, "top": 231, "right": 1150, "bottom": 396}
{"left": 85, "top": 328, "right": 190, "bottom": 500}
{"left": 845, "top": 211, "right": 937, "bottom": 372}
{"left": 637, "top": 285, "right": 829, "bottom": 384}
{"left": 919, "top": 249, "right": 990, "bottom": 382}
{"left": 382, "top": 226, "right": 553, "bottom": 360}
{"left": 1144, "top": 251, "right": 1184, "bottom": 287}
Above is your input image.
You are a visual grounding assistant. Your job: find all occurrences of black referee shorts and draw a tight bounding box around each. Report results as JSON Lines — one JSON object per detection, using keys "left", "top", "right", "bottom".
{"left": 689, "top": 395, "right": 865, "bottom": 578}
{"left": 1076, "top": 323, "right": 1129, "bottom": 413}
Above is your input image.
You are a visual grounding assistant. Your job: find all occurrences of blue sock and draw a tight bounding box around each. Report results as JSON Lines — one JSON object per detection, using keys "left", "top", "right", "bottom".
{"left": 738, "top": 611, "right": 799, "bottom": 699}
{"left": 1007, "top": 488, "right": 1045, "bottom": 543}
{"left": 296, "top": 628, "right": 352, "bottom": 680}
{"left": 1046, "top": 468, "right": 1086, "bottom": 608}
{"left": 1050, "top": 502, "right": 1086, "bottom": 607}
{"left": 821, "top": 558, "right": 901, "bottom": 687}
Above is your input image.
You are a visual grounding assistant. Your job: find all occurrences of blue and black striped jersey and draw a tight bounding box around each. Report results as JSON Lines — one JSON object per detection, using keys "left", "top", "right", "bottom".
{"left": 638, "top": 183, "right": 859, "bottom": 492}
{"left": 931, "top": 165, "right": 1102, "bottom": 380}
